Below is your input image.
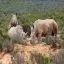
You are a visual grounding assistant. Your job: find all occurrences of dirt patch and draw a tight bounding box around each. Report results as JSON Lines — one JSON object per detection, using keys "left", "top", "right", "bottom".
{"left": 0, "top": 43, "right": 60, "bottom": 64}
{"left": 14, "top": 44, "right": 60, "bottom": 56}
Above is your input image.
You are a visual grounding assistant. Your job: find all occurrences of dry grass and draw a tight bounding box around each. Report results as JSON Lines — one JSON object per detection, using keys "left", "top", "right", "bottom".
{"left": 14, "top": 43, "right": 60, "bottom": 56}
{"left": 0, "top": 43, "right": 60, "bottom": 64}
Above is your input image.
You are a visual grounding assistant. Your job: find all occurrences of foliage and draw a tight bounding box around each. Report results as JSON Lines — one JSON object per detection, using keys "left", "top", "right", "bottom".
{"left": 31, "top": 53, "right": 51, "bottom": 64}
{"left": 51, "top": 49, "right": 64, "bottom": 64}
{"left": 0, "top": 10, "right": 64, "bottom": 42}
{"left": 0, "top": 10, "right": 63, "bottom": 64}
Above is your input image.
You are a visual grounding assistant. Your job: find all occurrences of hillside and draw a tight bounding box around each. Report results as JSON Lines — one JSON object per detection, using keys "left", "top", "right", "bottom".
{"left": 0, "top": 0, "right": 64, "bottom": 13}
{"left": 0, "top": 0, "right": 64, "bottom": 64}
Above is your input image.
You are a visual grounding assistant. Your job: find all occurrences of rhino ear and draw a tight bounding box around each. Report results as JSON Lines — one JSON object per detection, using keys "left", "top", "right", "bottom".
{"left": 12, "top": 14, "right": 16, "bottom": 17}
{"left": 31, "top": 26, "right": 34, "bottom": 32}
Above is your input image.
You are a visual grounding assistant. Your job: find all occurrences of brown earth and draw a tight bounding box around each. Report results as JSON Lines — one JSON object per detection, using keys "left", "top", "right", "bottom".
{"left": 0, "top": 43, "right": 60, "bottom": 64}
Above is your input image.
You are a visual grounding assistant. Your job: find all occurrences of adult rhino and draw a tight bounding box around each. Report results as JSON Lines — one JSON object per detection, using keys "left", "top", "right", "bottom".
{"left": 8, "top": 14, "right": 31, "bottom": 37}
{"left": 8, "top": 25, "right": 27, "bottom": 43}
{"left": 8, "top": 14, "right": 27, "bottom": 43}
{"left": 33, "top": 19, "right": 58, "bottom": 39}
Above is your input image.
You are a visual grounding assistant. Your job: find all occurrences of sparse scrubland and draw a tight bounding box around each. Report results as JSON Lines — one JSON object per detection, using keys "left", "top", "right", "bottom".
{"left": 0, "top": 0, "right": 64, "bottom": 64}
{"left": 0, "top": 10, "right": 64, "bottom": 64}
{"left": 0, "top": 10, "right": 64, "bottom": 43}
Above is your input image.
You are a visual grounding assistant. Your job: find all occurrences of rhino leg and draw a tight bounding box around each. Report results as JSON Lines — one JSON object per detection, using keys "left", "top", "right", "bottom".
{"left": 38, "top": 33, "right": 42, "bottom": 43}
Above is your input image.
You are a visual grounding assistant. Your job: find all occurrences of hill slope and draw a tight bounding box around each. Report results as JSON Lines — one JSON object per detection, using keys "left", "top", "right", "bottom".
{"left": 0, "top": 0, "right": 64, "bottom": 13}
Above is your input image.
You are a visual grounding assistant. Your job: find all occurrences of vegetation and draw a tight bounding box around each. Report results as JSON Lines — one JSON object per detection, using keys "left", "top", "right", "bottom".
{"left": 0, "top": 11, "right": 64, "bottom": 64}
{"left": 0, "top": 0, "right": 64, "bottom": 64}
{"left": 31, "top": 53, "right": 51, "bottom": 64}
{"left": 0, "top": 10, "right": 64, "bottom": 42}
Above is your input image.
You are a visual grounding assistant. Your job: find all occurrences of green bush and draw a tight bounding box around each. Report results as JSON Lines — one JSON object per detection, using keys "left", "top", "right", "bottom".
{"left": 31, "top": 53, "right": 51, "bottom": 64}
